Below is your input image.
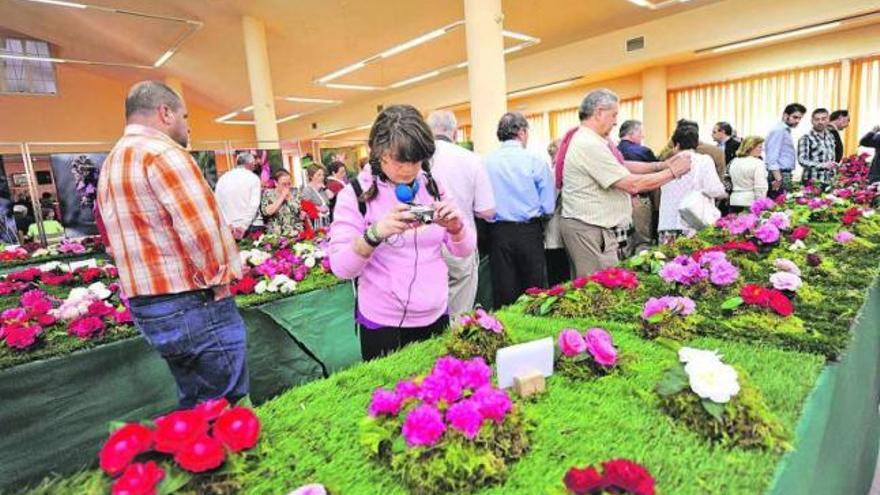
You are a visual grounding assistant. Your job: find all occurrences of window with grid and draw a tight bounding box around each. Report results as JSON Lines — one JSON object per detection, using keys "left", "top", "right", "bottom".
{"left": 1, "top": 37, "right": 57, "bottom": 95}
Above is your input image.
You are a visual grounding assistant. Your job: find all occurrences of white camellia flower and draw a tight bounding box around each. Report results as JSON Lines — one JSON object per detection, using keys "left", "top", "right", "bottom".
{"left": 30, "top": 248, "right": 49, "bottom": 258}
{"left": 773, "top": 258, "right": 802, "bottom": 276}
{"left": 678, "top": 347, "right": 722, "bottom": 366}
{"left": 279, "top": 280, "right": 297, "bottom": 294}
{"left": 88, "top": 282, "right": 112, "bottom": 300}
{"left": 254, "top": 280, "right": 268, "bottom": 295}
{"left": 267, "top": 274, "right": 294, "bottom": 293}
{"left": 864, "top": 210, "right": 876, "bottom": 218}
{"left": 684, "top": 359, "right": 741, "bottom": 403}
{"left": 304, "top": 256, "right": 316, "bottom": 268}
{"left": 788, "top": 240, "right": 806, "bottom": 251}
{"left": 653, "top": 251, "right": 667, "bottom": 260}
{"left": 39, "top": 261, "right": 62, "bottom": 272}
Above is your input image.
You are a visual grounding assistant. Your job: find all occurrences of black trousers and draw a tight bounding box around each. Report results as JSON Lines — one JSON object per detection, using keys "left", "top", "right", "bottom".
{"left": 358, "top": 314, "right": 449, "bottom": 361}
{"left": 545, "top": 248, "right": 571, "bottom": 287}
{"left": 489, "top": 220, "right": 548, "bottom": 308}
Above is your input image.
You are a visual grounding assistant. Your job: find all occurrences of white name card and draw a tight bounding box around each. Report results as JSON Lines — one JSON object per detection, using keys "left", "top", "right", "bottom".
{"left": 68, "top": 258, "right": 99, "bottom": 270}
{"left": 496, "top": 337, "right": 554, "bottom": 389}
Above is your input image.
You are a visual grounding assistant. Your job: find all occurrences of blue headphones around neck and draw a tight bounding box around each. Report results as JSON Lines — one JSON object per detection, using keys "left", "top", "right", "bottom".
{"left": 394, "top": 179, "right": 420, "bottom": 203}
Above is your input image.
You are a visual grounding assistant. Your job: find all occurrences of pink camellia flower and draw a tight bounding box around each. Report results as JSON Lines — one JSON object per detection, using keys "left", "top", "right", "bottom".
{"left": 558, "top": 328, "right": 587, "bottom": 357}
{"left": 834, "top": 231, "right": 855, "bottom": 244}
{"left": 750, "top": 197, "right": 776, "bottom": 215}
{"left": 433, "top": 356, "right": 465, "bottom": 379}
{"left": 727, "top": 213, "right": 758, "bottom": 236}
{"left": 471, "top": 387, "right": 512, "bottom": 423}
{"left": 699, "top": 251, "right": 727, "bottom": 266}
{"left": 292, "top": 265, "right": 309, "bottom": 282}
{"left": 20, "top": 289, "right": 48, "bottom": 309}
{"left": 320, "top": 257, "right": 331, "bottom": 273}
{"left": 708, "top": 259, "right": 739, "bottom": 286}
{"left": 767, "top": 212, "right": 791, "bottom": 231}
{"left": 585, "top": 328, "right": 618, "bottom": 367}
{"left": 666, "top": 296, "right": 696, "bottom": 316}
{"left": 571, "top": 277, "right": 589, "bottom": 289}
{"left": 368, "top": 388, "right": 402, "bottom": 417}
{"left": 524, "top": 287, "right": 545, "bottom": 296}
{"left": 460, "top": 357, "right": 492, "bottom": 390}
{"left": 112, "top": 308, "right": 134, "bottom": 325}
{"left": 754, "top": 222, "right": 780, "bottom": 244}
{"left": 641, "top": 297, "right": 667, "bottom": 320}
{"left": 546, "top": 285, "right": 566, "bottom": 297}
{"left": 790, "top": 225, "right": 811, "bottom": 241}
{"left": 1, "top": 307, "right": 27, "bottom": 322}
{"left": 67, "top": 316, "right": 106, "bottom": 339}
{"left": 288, "top": 484, "right": 327, "bottom": 495}
{"left": 774, "top": 258, "right": 801, "bottom": 276}
{"left": 401, "top": 405, "right": 446, "bottom": 447}
{"left": 446, "top": 399, "right": 484, "bottom": 439}
{"left": 475, "top": 309, "right": 504, "bottom": 334}
{"left": 770, "top": 271, "right": 803, "bottom": 292}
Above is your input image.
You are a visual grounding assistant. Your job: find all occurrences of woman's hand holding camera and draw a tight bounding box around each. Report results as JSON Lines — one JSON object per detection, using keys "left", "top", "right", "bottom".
{"left": 433, "top": 200, "right": 464, "bottom": 238}
{"left": 373, "top": 204, "right": 416, "bottom": 240}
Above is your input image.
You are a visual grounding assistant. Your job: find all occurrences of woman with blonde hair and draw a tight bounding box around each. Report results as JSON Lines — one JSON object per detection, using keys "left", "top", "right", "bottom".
{"left": 728, "top": 136, "right": 769, "bottom": 213}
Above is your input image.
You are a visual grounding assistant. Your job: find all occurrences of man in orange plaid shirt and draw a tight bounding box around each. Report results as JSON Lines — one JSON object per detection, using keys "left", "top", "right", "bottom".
{"left": 98, "top": 81, "right": 248, "bottom": 408}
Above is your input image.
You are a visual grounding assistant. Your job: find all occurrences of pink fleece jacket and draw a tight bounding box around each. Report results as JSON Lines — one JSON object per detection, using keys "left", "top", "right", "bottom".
{"left": 329, "top": 169, "right": 476, "bottom": 327}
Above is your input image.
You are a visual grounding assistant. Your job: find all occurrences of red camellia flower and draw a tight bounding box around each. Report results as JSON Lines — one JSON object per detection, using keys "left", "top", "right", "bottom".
{"left": 602, "top": 459, "right": 656, "bottom": 495}
{"left": 790, "top": 225, "right": 811, "bottom": 241}
{"left": 213, "top": 407, "right": 261, "bottom": 452}
{"left": 154, "top": 409, "right": 210, "bottom": 454}
{"left": 68, "top": 316, "right": 106, "bottom": 339}
{"left": 88, "top": 300, "right": 116, "bottom": 318}
{"left": 173, "top": 434, "right": 226, "bottom": 473}
{"left": 766, "top": 289, "right": 794, "bottom": 317}
{"left": 524, "top": 287, "right": 545, "bottom": 296}
{"left": 105, "top": 266, "right": 119, "bottom": 278}
{"left": 98, "top": 424, "right": 154, "bottom": 476}
{"left": 78, "top": 267, "right": 104, "bottom": 284}
{"left": 719, "top": 240, "right": 758, "bottom": 253}
{"left": 546, "top": 285, "right": 566, "bottom": 297}
{"left": 590, "top": 268, "right": 639, "bottom": 290}
{"left": 8, "top": 267, "right": 41, "bottom": 283}
{"left": 40, "top": 272, "right": 74, "bottom": 286}
{"left": 564, "top": 466, "right": 605, "bottom": 494}
{"left": 740, "top": 284, "right": 770, "bottom": 306}
{"left": 300, "top": 199, "right": 319, "bottom": 220}
{"left": 3, "top": 323, "right": 41, "bottom": 349}
{"left": 36, "top": 313, "right": 57, "bottom": 326}
{"left": 842, "top": 208, "right": 862, "bottom": 226}
{"left": 194, "top": 398, "right": 230, "bottom": 422}
{"left": 113, "top": 308, "right": 134, "bottom": 325}
{"left": 231, "top": 275, "right": 258, "bottom": 295}
{"left": 571, "top": 277, "right": 589, "bottom": 289}
{"left": 111, "top": 461, "right": 165, "bottom": 495}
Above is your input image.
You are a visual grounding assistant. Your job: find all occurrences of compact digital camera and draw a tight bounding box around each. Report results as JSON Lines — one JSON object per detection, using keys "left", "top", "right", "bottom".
{"left": 408, "top": 204, "right": 435, "bottom": 224}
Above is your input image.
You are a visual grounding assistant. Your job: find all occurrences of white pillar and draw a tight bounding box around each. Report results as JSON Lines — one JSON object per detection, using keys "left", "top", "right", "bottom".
{"left": 242, "top": 16, "right": 279, "bottom": 149}
{"left": 464, "top": 0, "right": 508, "bottom": 154}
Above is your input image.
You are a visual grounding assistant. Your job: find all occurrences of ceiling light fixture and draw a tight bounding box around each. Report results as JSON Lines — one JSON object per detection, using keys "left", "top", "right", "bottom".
{"left": 153, "top": 50, "right": 174, "bottom": 67}
{"left": 216, "top": 97, "right": 340, "bottom": 125}
{"left": 0, "top": 54, "right": 66, "bottom": 64}
{"left": 626, "top": 0, "right": 655, "bottom": 8}
{"left": 283, "top": 97, "right": 342, "bottom": 104}
{"left": 702, "top": 21, "right": 841, "bottom": 54}
{"left": 23, "top": 0, "right": 86, "bottom": 8}
{"left": 507, "top": 78, "right": 582, "bottom": 98}
{"left": 315, "top": 21, "right": 540, "bottom": 91}
{"left": 276, "top": 113, "right": 304, "bottom": 124}
{"left": 321, "top": 124, "right": 373, "bottom": 138}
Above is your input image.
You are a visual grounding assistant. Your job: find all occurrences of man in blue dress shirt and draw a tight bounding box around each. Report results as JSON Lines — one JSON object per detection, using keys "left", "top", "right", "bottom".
{"left": 765, "top": 103, "right": 806, "bottom": 197}
{"left": 483, "top": 112, "right": 556, "bottom": 307}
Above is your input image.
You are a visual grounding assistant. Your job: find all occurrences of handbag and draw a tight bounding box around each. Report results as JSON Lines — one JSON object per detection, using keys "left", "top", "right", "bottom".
{"left": 678, "top": 191, "right": 720, "bottom": 230}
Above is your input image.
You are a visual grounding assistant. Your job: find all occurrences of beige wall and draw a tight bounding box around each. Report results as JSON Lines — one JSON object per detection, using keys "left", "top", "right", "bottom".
{"left": 0, "top": 64, "right": 255, "bottom": 148}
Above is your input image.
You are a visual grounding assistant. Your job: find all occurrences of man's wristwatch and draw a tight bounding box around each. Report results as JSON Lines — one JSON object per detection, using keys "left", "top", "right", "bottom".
{"left": 363, "top": 224, "right": 383, "bottom": 248}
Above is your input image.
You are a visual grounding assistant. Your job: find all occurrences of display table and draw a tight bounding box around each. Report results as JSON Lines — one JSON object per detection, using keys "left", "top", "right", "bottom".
{"left": 0, "top": 283, "right": 361, "bottom": 491}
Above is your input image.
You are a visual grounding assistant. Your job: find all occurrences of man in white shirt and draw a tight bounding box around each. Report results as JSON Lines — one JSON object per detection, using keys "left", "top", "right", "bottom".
{"left": 426, "top": 110, "right": 496, "bottom": 316}
{"left": 215, "top": 152, "right": 262, "bottom": 239}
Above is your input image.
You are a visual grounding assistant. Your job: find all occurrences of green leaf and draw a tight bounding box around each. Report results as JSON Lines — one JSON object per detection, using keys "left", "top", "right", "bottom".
{"left": 647, "top": 313, "right": 664, "bottom": 324}
{"left": 107, "top": 420, "right": 127, "bottom": 434}
{"left": 721, "top": 297, "right": 744, "bottom": 311}
{"left": 358, "top": 417, "right": 391, "bottom": 455}
{"left": 630, "top": 256, "right": 645, "bottom": 267}
{"left": 655, "top": 366, "right": 689, "bottom": 397}
{"left": 392, "top": 435, "right": 407, "bottom": 454}
{"left": 701, "top": 399, "right": 726, "bottom": 421}
{"left": 157, "top": 463, "right": 192, "bottom": 495}
{"left": 539, "top": 296, "right": 558, "bottom": 316}
{"left": 650, "top": 260, "right": 665, "bottom": 273}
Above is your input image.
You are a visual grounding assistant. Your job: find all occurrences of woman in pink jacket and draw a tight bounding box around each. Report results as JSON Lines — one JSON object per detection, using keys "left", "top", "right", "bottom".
{"left": 329, "top": 105, "right": 476, "bottom": 360}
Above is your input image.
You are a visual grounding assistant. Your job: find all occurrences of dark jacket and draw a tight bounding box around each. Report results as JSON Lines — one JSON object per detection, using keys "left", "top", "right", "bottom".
{"left": 829, "top": 127, "right": 845, "bottom": 162}
{"left": 722, "top": 138, "right": 741, "bottom": 166}
{"left": 860, "top": 130, "right": 880, "bottom": 183}
{"left": 617, "top": 139, "right": 658, "bottom": 163}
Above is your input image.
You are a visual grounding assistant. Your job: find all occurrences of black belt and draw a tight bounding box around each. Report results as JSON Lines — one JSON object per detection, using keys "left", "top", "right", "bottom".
{"left": 493, "top": 217, "right": 542, "bottom": 226}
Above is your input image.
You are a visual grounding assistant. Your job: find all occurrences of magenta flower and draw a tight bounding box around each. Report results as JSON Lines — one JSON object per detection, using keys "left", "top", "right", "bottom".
{"left": 446, "top": 399, "right": 484, "bottom": 439}
{"left": 571, "top": 277, "right": 589, "bottom": 289}
{"left": 1, "top": 307, "right": 27, "bottom": 322}
{"left": 558, "top": 328, "right": 587, "bottom": 357}
{"left": 750, "top": 197, "right": 775, "bottom": 215}
{"left": 401, "top": 405, "right": 446, "bottom": 447}
{"left": 67, "top": 316, "right": 105, "bottom": 339}
{"left": 293, "top": 265, "right": 309, "bottom": 282}
{"left": 457, "top": 314, "right": 475, "bottom": 327}
{"left": 584, "top": 328, "right": 617, "bottom": 367}
{"left": 418, "top": 371, "right": 463, "bottom": 405}
{"left": 768, "top": 212, "right": 791, "bottom": 231}
{"left": 699, "top": 251, "right": 727, "bottom": 266}
{"left": 395, "top": 380, "right": 420, "bottom": 400}
{"left": 661, "top": 256, "right": 709, "bottom": 285}
{"left": 368, "top": 388, "right": 402, "bottom": 417}
{"left": 433, "top": 356, "right": 465, "bottom": 379}
{"left": 643, "top": 296, "right": 695, "bottom": 320}
{"left": 755, "top": 223, "right": 780, "bottom": 244}
{"left": 770, "top": 272, "right": 803, "bottom": 292}
{"left": 708, "top": 259, "right": 739, "bottom": 286}
{"left": 461, "top": 357, "right": 492, "bottom": 390}
{"left": 834, "top": 231, "right": 855, "bottom": 244}
{"left": 642, "top": 297, "right": 667, "bottom": 320}
{"left": 658, "top": 261, "right": 684, "bottom": 284}
{"left": 20, "top": 289, "right": 48, "bottom": 309}
{"left": 472, "top": 387, "right": 512, "bottom": 423}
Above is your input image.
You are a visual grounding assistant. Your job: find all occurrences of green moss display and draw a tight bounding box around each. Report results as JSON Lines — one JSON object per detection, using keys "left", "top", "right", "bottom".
{"left": 519, "top": 282, "right": 639, "bottom": 322}
{"left": 656, "top": 366, "right": 789, "bottom": 451}
{"left": 446, "top": 327, "right": 510, "bottom": 364}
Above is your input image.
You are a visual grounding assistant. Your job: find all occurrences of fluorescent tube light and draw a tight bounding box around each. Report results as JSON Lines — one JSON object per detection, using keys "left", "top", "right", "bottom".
{"left": 390, "top": 70, "right": 441, "bottom": 88}
{"left": 282, "top": 97, "right": 340, "bottom": 104}
{"left": 316, "top": 62, "right": 366, "bottom": 84}
{"left": 508, "top": 79, "right": 578, "bottom": 98}
{"left": 0, "top": 54, "right": 65, "bottom": 63}
{"left": 379, "top": 28, "right": 448, "bottom": 59}
{"left": 502, "top": 30, "right": 538, "bottom": 42}
{"left": 153, "top": 50, "right": 174, "bottom": 67}
{"left": 276, "top": 113, "right": 303, "bottom": 124}
{"left": 709, "top": 22, "right": 841, "bottom": 53}
{"left": 627, "top": 0, "right": 655, "bottom": 8}
{"left": 324, "top": 83, "right": 381, "bottom": 91}
{"left": 23, "top": 0, "right": 86, "bottom": 8}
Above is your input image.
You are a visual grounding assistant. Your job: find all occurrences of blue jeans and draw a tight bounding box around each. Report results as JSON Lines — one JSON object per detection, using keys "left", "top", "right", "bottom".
{"left": 129, "top": 289, "right": 249, "bottom": 409}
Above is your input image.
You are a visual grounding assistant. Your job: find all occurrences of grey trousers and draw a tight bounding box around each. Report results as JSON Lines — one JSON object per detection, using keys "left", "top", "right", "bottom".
{"left": 441, "top": 248, "right": 479, "bottom": 317}
{"left": 560, "top": 217, "right": 619, "bottom": 278}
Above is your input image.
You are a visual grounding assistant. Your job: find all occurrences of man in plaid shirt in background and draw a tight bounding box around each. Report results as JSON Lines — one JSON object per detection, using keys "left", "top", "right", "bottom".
{"left": 798, "top": 107, "right": 838, "bottom": 189}
{"left": 97, "top": 81, "right": 247, "bottom": 408}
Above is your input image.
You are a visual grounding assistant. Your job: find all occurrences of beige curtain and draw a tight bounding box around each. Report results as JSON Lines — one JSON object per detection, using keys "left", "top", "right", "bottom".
{"left": 849, "top": 56, "right": 880, "bottom": 154}
{"left": 612, "top": 98, "right": 645, "bottom": 139}
{"left": 549, "top": 99, "right": 644, "bottom": 141}
{"left": 457, "top": 125, "right": 471, "bottom": 143}
{"left": 668, "top": 64, "right": 841, "bottom": 144}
